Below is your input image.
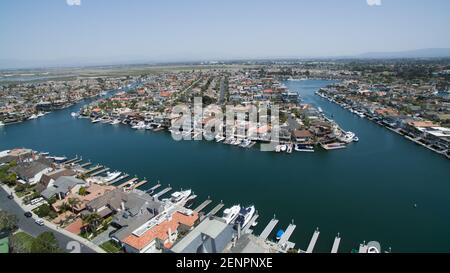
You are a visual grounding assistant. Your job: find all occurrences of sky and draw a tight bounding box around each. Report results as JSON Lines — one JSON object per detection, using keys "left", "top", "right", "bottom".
{"left": 0, "top": 0, "right": 450, "bottom": 68}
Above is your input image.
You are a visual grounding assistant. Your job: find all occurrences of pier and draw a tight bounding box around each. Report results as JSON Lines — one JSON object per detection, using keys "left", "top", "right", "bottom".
{"left": 64, "top": 156, "right": 79, "bottom": 165}
{"left": 146, "top": 182, "right": 161, "bottom": 194}
{"left": 70, "top": 158, "right": 83, "bottom": 165}
{"left": 331, "top": 234, "right": 341, "bottom": 253}
{"left": 83, "top": 165, "right": 103, "bottom": 175}
{"left": 134, "top": 180, "right": 148, "bottom": 189}
{"left": 259, "top": 218, "right": 279, "bottom": 241}
{"left": 242, "top": 214, "right": 259, "bottom": 234}
{"left": 306, "top": 229, "right": 320, "bottom": 253}
{"left": 108, "top": 174, "right": 130, "bottom": 185}
{"left": 153, "top": 186, "right": 172, "bottom": 199}
{"left": 118, "top": 178, "right": 138, "bottom": 188}
{"left": 194, "top": 199, "right": 212, "bottom": 213}
{"left": 80, "top": 162, "right": 92, "bottom": 168}
{"left": 90, "top": 167, "right": 110, "bottom": 177}
{"left": 206, "top": 202, "right": 224, "bottom": 217}
{"left": 278, "top": 223, "right": 296, "bottom": 247}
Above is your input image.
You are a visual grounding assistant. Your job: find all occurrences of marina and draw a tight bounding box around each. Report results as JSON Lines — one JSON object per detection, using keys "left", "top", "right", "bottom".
{"left": 1, "top": 79, "right": 450, "bottom": 252}
{"left": 331, "top": 234, "right": 341, "bottom": 254}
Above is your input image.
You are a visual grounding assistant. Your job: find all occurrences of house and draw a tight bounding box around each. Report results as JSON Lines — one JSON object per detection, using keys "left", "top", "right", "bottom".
{"left": 12, "top": 160, "right": 53, "bottom": 185}
{"left": 121, "top": 209, "right": 198, "bottom": 253}
{"left": 41, "top": 176, "right": 86, "bottom": 200}
{"left": 169, "top": 216, "right": 235, "bottom": 253}
{"left": 36, "top": 168, "right": 77, "bottom": 193}
{"left": 293, "top": 129, "right": 314, "bottom": 143}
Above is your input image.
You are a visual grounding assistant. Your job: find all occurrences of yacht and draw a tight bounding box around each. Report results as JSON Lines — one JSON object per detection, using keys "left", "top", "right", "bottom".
{"left": 280, "top": 145, "right": 287, "bottom": 152}
{"left": 353, "top": 136, "right": 360, "bottom": 142}
{"left": 240, "top": 139, "right": 252, "bottom": 148}
{"left": 318, "top": 107, "right": 323, "bottom": 113}
{"left": 295, "top": 144, "right": 315, "bottom": 152}
{"left": 366, "top": 241, "right": 381, "bottom": 254}
{"left": 28, "top": 114, "right": 38, "bottom": 120}
{"left": 103, "top": 171, "right": 122, "bottom": 183}
{"left": 0, "top": 121, "right": 5, "bottom": 127}
{"left": 91, "top": 118, "right": 102, "bottom": 123}
{"left": 222, "top": 205, "right": 241, "bottom": 224}
{"left": 338, "top": 131, "right": 356, "bottom": 144}
{"left": 71, "top": 112, "right": 79, "bottom": 118}
{"left": 132, "top": 121, "right": 146, "bottom": 130}
{"left": 215, "top": 134, "right": 225, "bottom": 143}
{"left": 110, "top": 119, "right": 121, "bottom": 125}
{"left": 37, "top": 112, "right": 45, "bottom": 117}
{"left": 170, "top": 189, "right": 192, "bottom": 205}
{"left": 235, "top": 205, "right": 256, "bottom": 229}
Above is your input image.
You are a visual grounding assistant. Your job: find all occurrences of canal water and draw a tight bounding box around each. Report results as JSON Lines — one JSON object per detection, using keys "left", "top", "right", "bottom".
{"left": 1, "top": 80, "right": 449, "bottom": 253}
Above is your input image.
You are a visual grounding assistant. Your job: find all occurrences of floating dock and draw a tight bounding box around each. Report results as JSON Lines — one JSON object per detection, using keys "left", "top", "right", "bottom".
{"left": 331, "top": 235, "right": 341, "bottom": 253}
{"left": 90, "top": 167, "right": 110, "bottom": 177}
{"left": 206, "top": 202, "right": 224, "bottom": 217}
{"left": 80, "top": 162, "right": 92, "bottom": 168}
{"left": 278, "top": 224, "right": 296, "bottom": 246}
{"left": 359, "top": 243, "right": 368, "bottom": 253}
{"left": 70, "top": 158, "right": 83, "bottom": 165}
{"left": 194, "top": 199, "right": 212, "bottom": 213}
{"left": 306, "top": 230, "right": 320, "bottom": 253}
{"left": 108, "top": 174, "right": 130, "bottom": 185}
{"left": 118, "top": 178, "right": 138, "bottom": 188}
{"left": 146, "top": 183, "right": 161, "bottom": 193}
{"left": 64, "top": 157, "right": 79, "bottom": 165}
{"left": 259, "top": 218, "right": 279, "bottom": 241}
{"left": 83, "top": 165, "right": 103, "bottom": 175}
{"left": 134, "top": 180, "right": 148, "bottom": 189}
{"left": 242, "top": 214, "right": 259, "bottom": 234}
{"left": 153, "top": 187, "right": 172, "bottom": 199}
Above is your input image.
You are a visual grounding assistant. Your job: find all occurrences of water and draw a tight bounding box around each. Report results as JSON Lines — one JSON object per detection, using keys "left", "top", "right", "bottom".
{"left": 1, "top": 80, "right": 449, "bottom": 253}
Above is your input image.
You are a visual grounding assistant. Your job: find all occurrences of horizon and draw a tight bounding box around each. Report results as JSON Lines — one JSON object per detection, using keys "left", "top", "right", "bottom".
{"left": 1, "top": 0, "right": 450, "bottom": 68}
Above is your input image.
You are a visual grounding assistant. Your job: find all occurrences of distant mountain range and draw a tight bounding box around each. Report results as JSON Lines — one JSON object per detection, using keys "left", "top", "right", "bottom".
{"left": 358, "top": 48, "right": 450, "bottom": 59}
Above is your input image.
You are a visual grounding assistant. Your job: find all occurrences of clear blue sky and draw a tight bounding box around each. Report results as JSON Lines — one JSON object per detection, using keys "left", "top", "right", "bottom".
{"left": 1, "top": 0, "right": 450, "bottom": 67}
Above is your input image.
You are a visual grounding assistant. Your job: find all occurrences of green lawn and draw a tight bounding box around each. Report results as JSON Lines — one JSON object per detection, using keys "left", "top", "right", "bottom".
{"left": 100, "top": 240, "right": 121, "bottom": 253}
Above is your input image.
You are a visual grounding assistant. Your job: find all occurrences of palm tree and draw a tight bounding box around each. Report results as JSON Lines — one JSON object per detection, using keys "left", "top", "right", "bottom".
{"left": 82, "top": 213, "right": 102, "bottom": 233}
{"left": 67, "top": 198, "right": 81, "bottom": 214}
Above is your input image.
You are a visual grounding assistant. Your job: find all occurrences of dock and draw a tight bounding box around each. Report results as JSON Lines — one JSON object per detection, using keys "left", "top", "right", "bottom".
{"left": 206, "top": 202, "right": 224, "bottom": 217}
{"left": 118, "top": 178, "right": 138, "bottom": 188}
{"left": 306, "top": 229, "right": 320, "bottom": 253}
{"left": 146, "top": 183, "right": 161, "bottom": 194}
{"left": 331, "top": 235, "right": 341, "bottom": 253}
{"left": 80, "top": 162, "right": 92, "bottom": 168}
{"left": 90, "top": 167, "right": 110, "bottom": 177}
{"left": 359, "top": 243, "right": 368, "bottom": 253}
{"left": 83, "top": 165, "right": 103, "bottom": 175}
{"left": 153, "top": 187, "right": 172, "bottom": 199}
{"left": 259, "top": 218, "right": 279, "bottom": 241}
{"left": 108, "top": 174, "right": 130, "bottom": 185}
{"left": 278, "top": 224, "right": 296, "bottom": 246}
{"left": 70, "top": 158, "right": 83, "bottom": 165}
{"left": 242, "top": 214, "right": 259, "bottom": 234}
{"left": 134, "top": 180, "right": 148, "bottom": 189}
{"left": 194, "top": 199, "right": 212, "bottom": 213}
{"left": 64, "top": 157, "right": 79, "bottom": 165}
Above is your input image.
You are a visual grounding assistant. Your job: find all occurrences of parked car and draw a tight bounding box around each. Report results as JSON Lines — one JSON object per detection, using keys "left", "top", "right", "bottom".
{"left": 7, "top": 194, "right": 14, "bottom": 200}
{"left": 24, "top": 212, "right": 32, "bottom": 218}
{"left": 35, "top": 219, "right": 44, "bottom": 226}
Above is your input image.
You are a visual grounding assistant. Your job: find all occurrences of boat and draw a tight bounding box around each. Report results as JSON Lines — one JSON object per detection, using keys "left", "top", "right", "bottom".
{"left": 91, "top": 118, "right": 102, "bottom": 123}
{"left": 240, "top": 139, "right": 251, "bottom": 148}
{"left": 37, "top": 112, "right": 45, "bottom": 117}
{"left": 318, "top": 107, "right": 323, "bottom": 113}
{"left": 28, "top": 114, "right": 38, "bottom": 120}
{"left": 71, "top": 112, "right": 79, "bottom": 118}
{"left": 170, "top": 189, "right": 192, "bottom": 205}
{"left": 366, "top": 241, "right": 381, "bottom": 254}
{"left": 103, "top": 171, "right": 122, "bottom": 183}
{"left": 0, "top": 121, "right": 4, "bottom": 127}
{"left": 321, "top": 143, "right": 347, "bottom": 150}
{"left": 132, "top": 121, "right": 146, "bottom": 130}
{"left": 234, "top": 205, "right": 256, "bottom": 229}
{"left": 338, "top": 131, "right": 356, "bottom": 144}
{"left": 280, "top": 145, "right": 287, "bottom": 152}
{"left": 353, "top": 136, "right": 359, "bottom": 142}
{"left": 295, "top": 144, "right": 315, "bottom": 152}
{"left": 46, "top": 156, "right": 67, "bottom": 163}
{"left": 276, "top": 229, "right": 285, "bottom": 240}
{"left": 222, "top": 205, "right": 241, "bottom": 224}
{"left": 110, "top": 119, "right": 121, "bottom": 125}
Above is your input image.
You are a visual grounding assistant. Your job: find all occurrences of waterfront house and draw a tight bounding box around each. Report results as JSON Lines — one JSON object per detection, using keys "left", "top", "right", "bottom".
{"left": 36, "top": 168, "right": 77, "bottom": 193}
{"left": 121, "top": 209, "right": 198, "bottom": 253}
{"left": 169, "top": 216, "right": 235, "bottom": 254}
{"left": 12, "top": 160, "right": 53, "bottom": 185}
{"left": 293, "top": 129, "right": 314, "bottom": 143}
{"left": 41, "top": 176, "right": 86, "bottom": 200}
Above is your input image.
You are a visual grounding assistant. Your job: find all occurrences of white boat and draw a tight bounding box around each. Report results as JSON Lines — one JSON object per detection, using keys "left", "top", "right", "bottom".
{"left": 222, "top": 205, "right": 241, "bottom": 224}
{"left": 103, "top": 171, "right": 122, "bottom": 183}
{"left": 110, "top": 119, "right": 121, "bottom": 125}
{"left": 318, "top": 107, "right": 323, "bottom": 113}
{"left": 353, "top": 136, "right": 360, "bottom": 142}
{"left": 71, "top": 112, "right": 79, "bottom": 118}
{"left": 280, "top": 145, "right": 287, "bottom": 152}
{"left": 338, "top": 131, "right": 356, "bottom": 144}
{"left": 215, "top": 134, "right": 225, "bottom": 143}
{"left": 295, "top": 144, "right": 315, "bottom": 152}
{"left": 37, "top": 112, "right": 45, "bottom": 117}
{"left": 132, "top": 121, "right": 146, "bottom": 130}
{"left": 240, "top": 139, "right": 251, "bottom": 148}
{"left": 28, "top": 114, "right": 38, "bottom": 120}
{"left": 235, "top": 205, "right": 256, "bottom": 229}
{"left": 0, "top": 121, "right": 5, "bottom": 127}
{"left": 91, "top": 118, "right": 102, "bottom": 123}
{"left": 170, "top": 189, "right": 192, "bottom": 205}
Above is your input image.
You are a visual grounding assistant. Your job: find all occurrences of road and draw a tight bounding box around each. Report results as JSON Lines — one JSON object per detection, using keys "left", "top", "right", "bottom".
{"left": 0, "top": 186, "right": 97, "bottom": 253}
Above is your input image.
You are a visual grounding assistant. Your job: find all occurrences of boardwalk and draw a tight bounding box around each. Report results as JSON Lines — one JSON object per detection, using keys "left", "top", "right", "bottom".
{"left": 153, "top": 187, "right": 172, "bottom": 199}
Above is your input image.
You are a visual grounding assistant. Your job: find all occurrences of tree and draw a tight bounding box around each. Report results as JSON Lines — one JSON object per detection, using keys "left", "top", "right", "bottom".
{"left": 82, "top": 213, "right": 102, "bottom": 233}
{"left": 67, "top": 198, "right": 81, "bottom": 213}
{"left": 30, "top": 232, "right": 61, "bottom": 253}
{"left": 78, "top": 187, "right": 88, "bottom": 196}
{"left": 34, "top": 204, "right": 52, "bottom": 218}
{"left": 0, "top": 211, "right": 18, "bottom": 232}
